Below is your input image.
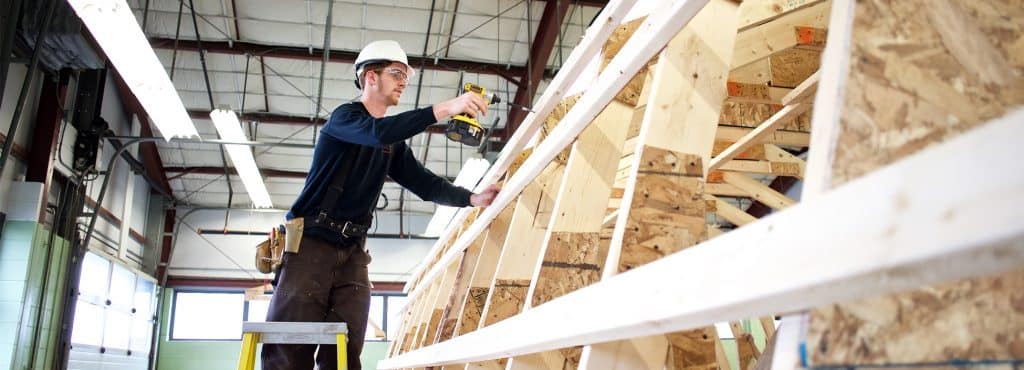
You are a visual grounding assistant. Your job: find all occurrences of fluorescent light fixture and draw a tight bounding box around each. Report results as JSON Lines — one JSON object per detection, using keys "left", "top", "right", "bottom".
{"left": 210, "top": 109, "right": 274, "bottom": 208}
{"left": 424, "top": 158, "right": 492, "bottom": 236}
{"left": 68, "top": 0, "right": 198, "bottom": 140}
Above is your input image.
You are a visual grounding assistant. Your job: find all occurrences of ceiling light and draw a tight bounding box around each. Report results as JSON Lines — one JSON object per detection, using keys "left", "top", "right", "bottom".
{"left": 68, "top": 0, "right": 199, "bottom": 140}
{"left": 210, "top": 108, "right": 273, "bottom": 208}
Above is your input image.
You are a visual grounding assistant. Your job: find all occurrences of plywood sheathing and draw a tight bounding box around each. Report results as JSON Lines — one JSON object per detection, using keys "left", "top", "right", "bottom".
{"left": 807, "top": 0, "right": 1024, "bottom": 365}
{"left": 666, "top": 328, "right": 719, "bottom": 370}
{"left": 619, "top": 149, "right": 707, "bottom": 272}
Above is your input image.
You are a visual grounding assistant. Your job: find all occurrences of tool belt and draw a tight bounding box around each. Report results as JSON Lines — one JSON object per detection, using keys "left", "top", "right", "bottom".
{"left": 310, "top": 210, "right": 370, "bottom": 239}
{"left": 255, "top": 218, "right": 304, "bottom": 274}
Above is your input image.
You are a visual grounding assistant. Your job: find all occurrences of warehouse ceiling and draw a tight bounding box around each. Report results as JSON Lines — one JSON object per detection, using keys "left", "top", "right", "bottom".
{"left": 123, "top": 0, "right": 605, "bottom": 223}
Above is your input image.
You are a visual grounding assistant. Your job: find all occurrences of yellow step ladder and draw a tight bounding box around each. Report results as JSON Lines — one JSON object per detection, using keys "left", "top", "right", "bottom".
{"left": 237, "top": 321, "right": 349, "bottom": 370}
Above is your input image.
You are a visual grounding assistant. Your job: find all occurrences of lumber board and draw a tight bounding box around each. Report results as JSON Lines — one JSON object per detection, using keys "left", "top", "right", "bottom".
{"left": 763, "top": 144, "right": 805, "bottom": 179}
{"left": 716, "top": 127, "right": 810, "bottom": 147}
{"left": 709, "top": 103, "right": 812, "bottom": 172}
{"left": 508, "top": 99, "right": 638, "bottom": 369}
{"left": 805, "top": 0, "right": 1024, "bottom": 365}
{"left": 727, "top": 81, "right": 793, "bottom": 104}
{"left": 590, "top": 0, "right": 740, "bottom": 367}
{"left": 403, "top": 0, "right": 714, "bottom": 311}
{"left": 732, "top": 0, "right": 831, "bottom": 70}
{"left": 378, "top": 109, "right": 1024, "bottom": 368}
{"left": 730, "top": 58, "right": 771, "bottom": 84}
{"left": 737, "top": 0, "right": 826, "bottom": 31}
{"left": 454, "top": 205, "right": 515, "bottom": 337}
{"left": 479, "top": 164, "right": 564, "bottom": 328}
{"left": 781, "top": 70, "right": 820, "bottom": 106}
{"left": 706, "top": 194, "right": 757, "bottom": 226}
{"left": 436, "top": 238, "right": 485, "bottom": 343}
{"left": 403, "top": 0, "right": 640, "bottom": 294}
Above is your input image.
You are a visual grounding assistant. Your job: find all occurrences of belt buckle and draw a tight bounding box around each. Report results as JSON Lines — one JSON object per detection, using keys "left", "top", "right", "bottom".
{"left": 315, "top": 211, "right": 328, "bottom": 224}
{"left": 340, "top": 221, "right": 357, "bottom": 238}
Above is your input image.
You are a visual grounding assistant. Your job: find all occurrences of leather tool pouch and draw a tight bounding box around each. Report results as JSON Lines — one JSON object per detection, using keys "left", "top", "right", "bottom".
{"left": 255, "top": 225, "right": 286, "bottom": 274}
{"left": 284, "top": 217, "right": 304, "bottom": 253}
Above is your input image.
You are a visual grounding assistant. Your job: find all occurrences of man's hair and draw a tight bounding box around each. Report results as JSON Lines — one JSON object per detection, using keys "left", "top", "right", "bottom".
{"left": 358, "top": 61, "right": 392, "bottom": 90}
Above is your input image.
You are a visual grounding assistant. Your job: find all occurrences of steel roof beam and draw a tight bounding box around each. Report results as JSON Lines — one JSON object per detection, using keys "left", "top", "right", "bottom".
{"left": 151, "top": 38, "right": 530, "bottom": 83}
{"left": 506, "top": 0, "right": 572, "bottom": 140}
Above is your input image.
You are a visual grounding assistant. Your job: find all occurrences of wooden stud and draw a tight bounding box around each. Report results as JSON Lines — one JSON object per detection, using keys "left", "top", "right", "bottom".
{"left": 737, "top": 0, "right": 826, "bottom": 31}
{"left": 453, "top": 205, "right": 516, "bottom": 337}
{"left": 379, "top": 110, "right": 1024, "bottom": 368}
{"left": 731, "top": 0, "right": 831, "bottom": 70}
{"left": 584, "top": 0, "right": 741, "bottom": 368}
{"left": 709, "top": 103, "right": 812, "bottom": 172}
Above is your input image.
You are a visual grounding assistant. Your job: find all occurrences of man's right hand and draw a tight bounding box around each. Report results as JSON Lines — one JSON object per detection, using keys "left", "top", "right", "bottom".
{"left": 433, "top": 92, "right": 489, "bottom": 121}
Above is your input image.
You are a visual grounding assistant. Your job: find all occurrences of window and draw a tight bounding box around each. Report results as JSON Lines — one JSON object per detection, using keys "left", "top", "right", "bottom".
{"left": 71, "top": 252, "right": 158, "bottom": 354}
{"left": 170, "top": 292, "right": 245, "bottom": 340}
{"left": 169, "top": 290, "right": 409, "bottom": 342}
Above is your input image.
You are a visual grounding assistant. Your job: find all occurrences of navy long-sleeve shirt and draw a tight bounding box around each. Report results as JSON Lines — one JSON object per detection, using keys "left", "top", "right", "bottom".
{"left": 288, "top": 102, "right": 473, "bottom": 243}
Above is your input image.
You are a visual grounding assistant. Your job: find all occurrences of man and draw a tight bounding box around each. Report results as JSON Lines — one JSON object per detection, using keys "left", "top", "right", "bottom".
{"left": 263, "top": 40, "right": 500, "bottom": 369}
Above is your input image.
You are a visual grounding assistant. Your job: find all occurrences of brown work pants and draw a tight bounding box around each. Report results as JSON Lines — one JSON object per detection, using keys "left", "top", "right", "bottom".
{"left": 261, "top": 235, "right": 372, "bottom": 370}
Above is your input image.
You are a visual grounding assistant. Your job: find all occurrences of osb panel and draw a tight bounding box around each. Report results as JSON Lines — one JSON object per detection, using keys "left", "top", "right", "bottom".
{"left": 666, "top": 328, "right": 718, "bottom": 370}
{"left": 831, "top": 0, "right": 1024, "bottom": 185}
{"left": 812, "top": 0, "right": 1024, "bottom": 363}
{"left": 719, "top": 101, "right": 812, "bottom": 131}
{"left": 560, "top": 347, "right": 583, "bottom": 369}
{"left": 619, "top": 175, "right": 707, "bottom": 272}
{"left": 603, "top": 17, "right": 656, "bottom": 106}
{"left": 541, "top": 95, "right": 581, "bottom": 165}
{"left": 808, "top": 268, "right": 1024, "bottom": 364}
{"left": 603, "top": 17, "right": 646, "bottom": 68}
{"left": 728, "top": 81, "right": 771, "bottom": 100}
{"left": 770, "top": 48, "right": 821, "bottom": 88}
{"left": 483, "top": 279, "right": 530, "bottom": 326}
{"left": 712, "top": 140, "right": 768, "bottom": 160}
{"left": 639, "top": 148, "right": 704, "bottom": 176}
{"left": 458, "top": 287, "right": 489, "bottom": 335}
{"left": 770, "top": 161, "right": 802, "bottom": 177}
{"left": 507, "top": 148, "right": 533, "bottom": 179}
{"left": 532, "top": 232, "right": 602, "bottom": 307}
{"left": 422, "top": 309, "right": 444, "bottom": 346}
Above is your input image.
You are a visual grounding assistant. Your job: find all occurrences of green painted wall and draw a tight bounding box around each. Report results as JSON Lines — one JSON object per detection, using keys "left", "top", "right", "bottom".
{"left": 155, "top": 289, "right": 391, "bottom": 369}
{"left": 0, "top": 221, "right": 70, "bottom": 370}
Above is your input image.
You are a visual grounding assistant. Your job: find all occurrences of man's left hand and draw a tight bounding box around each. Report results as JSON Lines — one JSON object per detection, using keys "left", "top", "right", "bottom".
{"left": 470, "top": 184, "right": 500, "bottom": 207}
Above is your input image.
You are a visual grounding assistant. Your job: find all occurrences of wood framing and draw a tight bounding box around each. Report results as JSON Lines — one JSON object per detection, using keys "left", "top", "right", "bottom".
{"left": 384, "top": 0, "right": 1023, "bottom": 369}
{"left": 380, "top": 109, "right": 1024, "bottom": 368}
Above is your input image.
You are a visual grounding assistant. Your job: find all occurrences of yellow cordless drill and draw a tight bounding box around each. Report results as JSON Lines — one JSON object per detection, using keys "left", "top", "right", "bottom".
{"left": 445, "top": 83, "right": 500, "bottom": 147}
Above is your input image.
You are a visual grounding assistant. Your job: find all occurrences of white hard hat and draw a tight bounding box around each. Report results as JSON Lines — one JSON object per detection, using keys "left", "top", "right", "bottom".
{"left": 353, "top": 40, "right": 414, "bottom": 88}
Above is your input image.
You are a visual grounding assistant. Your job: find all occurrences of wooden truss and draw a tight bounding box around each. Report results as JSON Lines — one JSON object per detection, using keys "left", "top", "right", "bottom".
{"left": 381, "top": 0, "right": 1024, "bottom": 368}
